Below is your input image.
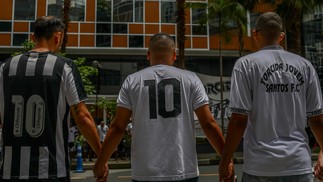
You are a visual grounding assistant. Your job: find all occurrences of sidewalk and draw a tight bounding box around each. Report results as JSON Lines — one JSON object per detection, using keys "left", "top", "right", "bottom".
{"left": 71, "top": 152, "right": 320, "bottom": 171}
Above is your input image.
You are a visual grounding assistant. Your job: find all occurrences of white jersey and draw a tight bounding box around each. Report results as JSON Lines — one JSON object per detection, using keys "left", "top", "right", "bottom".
{"left": 97, "top": 124, "right": 108, "bottom": 142}
{"left": 229, "top": 45, "right": 323, "bottom": 176}
{"left": 117, "top": 64, "right": 209, "bottom": 181}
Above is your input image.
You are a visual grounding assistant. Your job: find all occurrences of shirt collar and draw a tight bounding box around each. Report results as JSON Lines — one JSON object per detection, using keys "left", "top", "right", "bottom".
{"left": 260, "top": 45, "right": 284, "bottom": 50}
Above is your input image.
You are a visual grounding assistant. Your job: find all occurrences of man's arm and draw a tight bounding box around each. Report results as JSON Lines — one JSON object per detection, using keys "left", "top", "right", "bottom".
{"left": 93, "top": 106, "right": 131, "bottom": 178}
{"left": 195, "top": 104, "right": 225, "bottom": 155}
{"left": 308, "top": 114, "right": 323, "bottom": 181}
{"left": 70, "top": 102, "right": 101, "bottom": 155}
{"left": 219, "top": 113, "right": 248, "bottom": 181}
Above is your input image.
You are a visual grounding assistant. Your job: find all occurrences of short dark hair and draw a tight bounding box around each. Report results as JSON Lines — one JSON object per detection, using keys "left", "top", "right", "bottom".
{"left": 149, "top": 32, "right": 175, "bottom": 53}
{"left": 255, "top": 12, "right": 283, "bottom": 41}
{"left": 34, "top": 16, "right": 65, "bottom": 40}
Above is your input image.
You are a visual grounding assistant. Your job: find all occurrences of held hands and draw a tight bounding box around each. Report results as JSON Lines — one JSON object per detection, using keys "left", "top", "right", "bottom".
{"left": 219, "top": 160, "right": 235, "bottom": 182}
{"left": 314, "top": 161, "right": 323, "bottom": 181}
{"left": 93, "top": 162, "right": 108, "bottom": 182}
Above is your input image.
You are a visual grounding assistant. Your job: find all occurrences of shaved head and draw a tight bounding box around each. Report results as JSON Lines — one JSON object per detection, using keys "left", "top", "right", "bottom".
{"left": 149, "top": 33, "right": 175, "bottom": 54}
{"left": 255, "top": 12, "right": 283, "bottom": 42}
{"left": 147, "top": 33, "right": 176, "bottom": 65}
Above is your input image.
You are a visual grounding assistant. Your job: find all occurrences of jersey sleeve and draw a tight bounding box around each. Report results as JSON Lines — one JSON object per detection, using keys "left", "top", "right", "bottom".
{"left": 306, "top": 65, "right": 323, "bottom": 117}
{"left": 64, "top": 61, "right": 87, "bottom": 106}
{"left": 229, "top": 59, "right": 252, "bottom": 115}
{"left": 192, "top": 74, "right": 209, "bottom": 110}
{"left": 117, "top": 76, "right": 132, "bottom": 110}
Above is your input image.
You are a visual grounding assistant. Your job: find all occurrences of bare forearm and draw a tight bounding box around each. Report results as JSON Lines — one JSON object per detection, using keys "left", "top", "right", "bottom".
{"left": 221, "top": 115, "right": 247, "bottom": 166}
{"left": 202, "top": 122, "right": 225, "bottom": 155}
{"left": 309, "top": 115, "right": 323, "bottom": 150}
{"left": 96, "top": 124, "right": 126, "bottom": 168}
{"left": 71, "top": 104, "right": 101, "bottom": 155}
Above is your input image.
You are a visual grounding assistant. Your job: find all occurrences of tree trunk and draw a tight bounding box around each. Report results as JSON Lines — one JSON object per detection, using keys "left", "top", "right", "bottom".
{"left": 61, "top": 0, "right": 71, "bottom": 54}
{"left": 176, "top": 0, "right": 186, "bottom": 69}
{"left": 284, "top": 11, "right": 302, "bottom": 55}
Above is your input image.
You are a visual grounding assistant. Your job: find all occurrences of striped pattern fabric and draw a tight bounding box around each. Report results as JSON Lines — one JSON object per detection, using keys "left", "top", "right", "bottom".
{"left": 0, "top": 52, "right": 87, "bottom": 180}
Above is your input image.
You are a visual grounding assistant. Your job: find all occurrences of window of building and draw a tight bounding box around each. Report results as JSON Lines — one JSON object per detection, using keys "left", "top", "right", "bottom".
{"left": 96, "top": 35, "right": 111, "bottom": 47}
{"left": 192, "top": 8, "right": 206, "bottom": 25}
{"left": 100, "top": 69, "right": 121, "bottom": 86}
{"left": 135, "top": 0, "right": 144, "bottom": 22}
{"left": 113, "top": 24, "right": 127, "bottom": 34}
{"left": 70, "top": 0, "right": 85, "bottom": 21}
{"left": 0, "top": 22, "right": 12, "bottom": 32}
{"left": 13, "top": 34, "right": 28, "bottom": 46}
{"left": 129, "top": 35, "right": 143, "bottom": 47}
{"left": 48, "top": 0, "right": 63, "bottom": 18}
{"left": 113, "top": 0, "right": 133, "bottom": 22}
{"left": 47, "top": 0, "right": 85, "bottom": 21}
{"left": 161, "top": 1, "right": 177, "bottom": 23}
{"left": 97, "top": 0, "right": 111, "bottom": 22}
{"left": 14, "top": 0, "right": 36, "bottom": 20}
{"left": 97, "top": 23, "right": 111, "bottom": 33}
{"left": 192, "top": 25, "right": 207, "bottom": 35}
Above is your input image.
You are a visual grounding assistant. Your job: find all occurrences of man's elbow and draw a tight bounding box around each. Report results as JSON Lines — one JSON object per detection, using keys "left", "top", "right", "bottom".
{"left": 229, "top": 113, "right": 248, "bottom": 129}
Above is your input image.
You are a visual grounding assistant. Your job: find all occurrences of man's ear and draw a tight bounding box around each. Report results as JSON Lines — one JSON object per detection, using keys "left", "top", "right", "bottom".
{"left": 172, "top": 50, "right": 177, "bottom": 61}
{"left": 31, "top": 33, "right": 36, "bottom": 42}
{"left": 146, "top": 51, "right": 150, "bottom": 61}
{"left": 278, "top": 32, "right": 285, "bottom": 43}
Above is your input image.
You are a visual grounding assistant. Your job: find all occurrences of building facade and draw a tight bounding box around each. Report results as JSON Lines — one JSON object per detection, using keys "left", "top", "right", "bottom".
{"left": 0, "top": 0, "right": 267, "bottom": 95}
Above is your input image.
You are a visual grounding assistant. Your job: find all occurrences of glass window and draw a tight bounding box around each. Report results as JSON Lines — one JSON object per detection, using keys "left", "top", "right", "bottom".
{"left": 113, "top": 24, "right": 127, "bottom": 34}
{"left": 100, "top": 69, "right": 121, "bottom": 86}
{"left": 48, "top": 0, "right": 63, "bottom": 18}
{"left": 135, "top": 0, "right": 143, "bottom": 22}
{"left": 97, "top": 0, "right": 111, "bottom": 22}
{"left": 48, "top": 0, "right": 84, "bottom": 21}
{"left": 192, "top": 8, "right": 206, "bottom": 24}
{"left": 96, "top": 35, "right": 111, "bottom": 47}
{"left": 161, "top": 2, "right": 177, "bottom": 23}
{"left": 192, "top": 25, "right": 207, "bottom": 35}
{"left": 113, "top": 0, "right": 133, "bottom": 22}
{"left": 13, "top": 34, "right": 28, "bottom": 46}
{"left": 97, "top": 23, "right": 111, "bottom": 33}
{"left": 129, "top": 35, "right": 143, "bottom": 47}
{"left": 30, "top": 22, "right": 35, "bottom": 32}
{"left": 70, "top": 0, "right": 85, "bottom": 21}
{"left": 14, "top": 0, "right": 36, "bottom": 20}
{"left": 0, "top": 22, "right": 12, "bottom": 32}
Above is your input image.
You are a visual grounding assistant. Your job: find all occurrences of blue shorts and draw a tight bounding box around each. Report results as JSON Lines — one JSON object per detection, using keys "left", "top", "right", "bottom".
{"left": 242, "top": 172, "right": 313, "bottom": 182}
{"left": 132, "top": 177, "right": 199, "bottom": 182}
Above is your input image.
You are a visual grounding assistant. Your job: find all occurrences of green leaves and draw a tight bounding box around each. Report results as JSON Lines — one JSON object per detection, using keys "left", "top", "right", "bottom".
{"left": 74, "top": 57, "right": 98, "bottom": 95}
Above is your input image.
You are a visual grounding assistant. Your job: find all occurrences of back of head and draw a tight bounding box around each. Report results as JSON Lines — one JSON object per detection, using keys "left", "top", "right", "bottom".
{"left": 255, "top": 12, "right": 283, "bottom": 42}
{"left": 148, "top": 33, "right": 175, "bottom": 60}
{"left": 34, "top": 16, "right": 65, "bottom": 41}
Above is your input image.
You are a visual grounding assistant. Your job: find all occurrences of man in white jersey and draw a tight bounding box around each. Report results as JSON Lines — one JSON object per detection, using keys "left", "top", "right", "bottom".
{"left": 219, "top": 12, "right": 323, "bottom": 181}
{"left": 93, "top": 33, "right": 234, "bottom": 181}
{"left": 0, "top": 16, "right": 102, "bottom": 182}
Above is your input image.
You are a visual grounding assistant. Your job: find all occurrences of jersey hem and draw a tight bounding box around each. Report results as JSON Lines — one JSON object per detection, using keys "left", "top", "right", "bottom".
{"left": 132, "top": 172, "right": 199, "bottom": 181}
{"left": 243, "top": 167, "right": 313, "bottom": 177}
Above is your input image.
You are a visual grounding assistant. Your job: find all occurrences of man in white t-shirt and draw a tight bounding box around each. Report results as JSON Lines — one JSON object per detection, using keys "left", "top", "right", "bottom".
{"left": 93, "top": 33, "right": 234, "bottom": 182}
{"left": 97, "top": 121, "right": 108, "bottom": 143}
{"left": 219, "top": 12, "right": 323, "bottom": 182}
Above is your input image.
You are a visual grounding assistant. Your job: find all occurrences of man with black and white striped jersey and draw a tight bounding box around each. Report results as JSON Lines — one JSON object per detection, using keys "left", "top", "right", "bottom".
{"left": 0, "top": 16, "right": 102, "bottom": 182}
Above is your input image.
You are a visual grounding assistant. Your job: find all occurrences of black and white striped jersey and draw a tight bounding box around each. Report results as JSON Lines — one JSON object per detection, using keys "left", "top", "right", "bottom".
{"left": 0, "top": 51, "right": 87, "bottom": 180}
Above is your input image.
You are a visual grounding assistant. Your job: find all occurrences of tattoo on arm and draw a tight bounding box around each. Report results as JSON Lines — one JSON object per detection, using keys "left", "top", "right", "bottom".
{"left": 72, "top": 105, "right": 80, "bottom": 114}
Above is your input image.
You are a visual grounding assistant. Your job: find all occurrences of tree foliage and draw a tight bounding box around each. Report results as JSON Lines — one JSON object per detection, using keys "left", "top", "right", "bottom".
{"left": 96, "top": 98, "right": 117, "bottom": 123}
{"left": 11, "top": 40, "right": 97, "bottom": 95}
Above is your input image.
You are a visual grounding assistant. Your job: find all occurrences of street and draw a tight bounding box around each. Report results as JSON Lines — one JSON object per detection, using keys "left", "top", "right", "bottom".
{"left": 70, "top": 164, "right": 244, "bottom": 182}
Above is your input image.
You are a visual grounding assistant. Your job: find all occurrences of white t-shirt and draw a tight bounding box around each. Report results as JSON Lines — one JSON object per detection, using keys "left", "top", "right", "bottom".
{"left": 68, "top": 126, "right": 77, "bottom": 143}
{"left": 97, "top": 124, "right": 108, "bottom": 142}
{"left": 117, "top": 65, "right": 209, "bottom": 181}
{"left": 229, "top": 45, "right": 323, "bottom": 176}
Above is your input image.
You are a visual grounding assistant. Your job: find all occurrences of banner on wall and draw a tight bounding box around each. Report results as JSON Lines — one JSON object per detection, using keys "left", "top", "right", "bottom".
{"left": 195, "top": 73, "right": 231, "bottom": 135}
